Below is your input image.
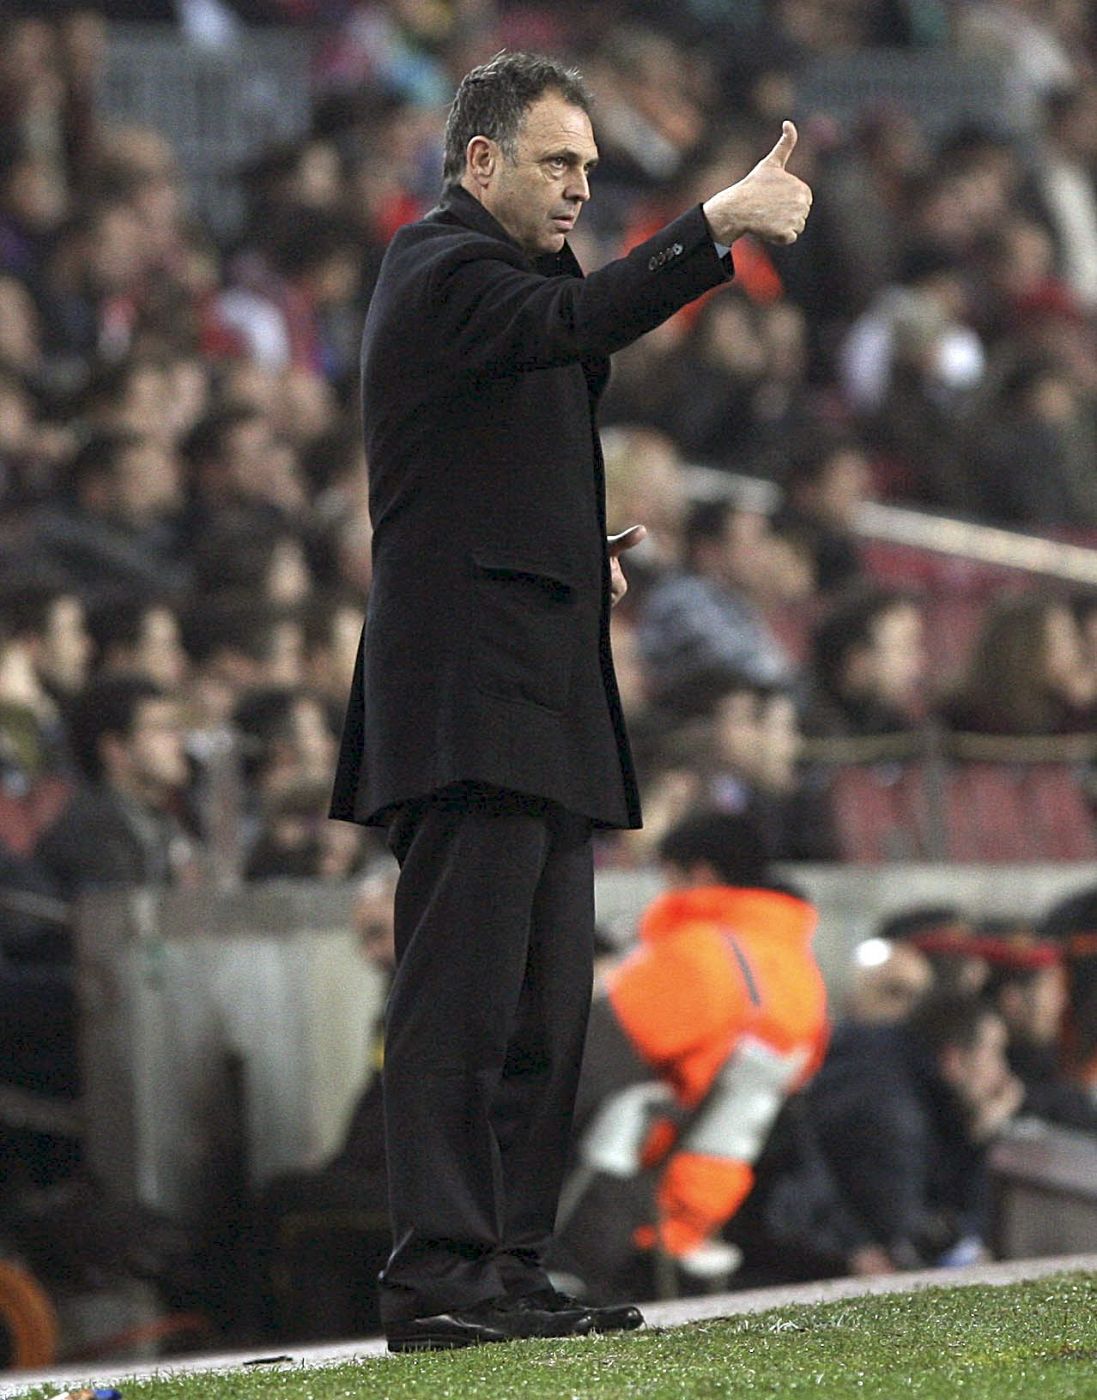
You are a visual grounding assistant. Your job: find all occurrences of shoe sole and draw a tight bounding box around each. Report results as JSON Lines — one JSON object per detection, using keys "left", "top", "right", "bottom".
{"left": 388, "top": 1331, "right": 509, "bottom": 1352}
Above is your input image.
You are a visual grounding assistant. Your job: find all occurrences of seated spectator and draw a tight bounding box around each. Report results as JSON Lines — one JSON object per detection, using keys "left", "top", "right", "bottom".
{"left": 706, "top": 676, "right": 839, "bottom": 862}
{"left": 0, "top": 579, "right": 91, "bottom": 830}
{"left": 216, "top": 206, "right": 362, "bottom": 384}
{"left": 787, "top": 993, "right": 1022, "bottom": 1274}
{"left": 87, "top": 593, "right": 187, "bottom": 691}
{"left": 183, "top": 596, "right": 305, "bottom": 726}
{"left": 939, "top": 592, "right": 1095, "bottom": 735}
{"left": 843, "top": 935, "right": 935, "bottom": 1025}
{"left": 180, "top": 404, "right": 307, "bottom": 545}
{"left": 233, "top": 685, "right": 337, "bottom": 807}
{"left": 556, "top": 811, "right": 828, "bottom": 1300}
{"left": 881, "top": 906, "right": 992, "bottom": 996}
{"left": 35, "top": 675, "right": 199, "bottom": 897}
{"left": 979, "top": 928, "right": 1097, "bottom": 1133}
{"left": 245, "top": 776, "right": 367, "bottom": 882}
{"left": 802, "top": 584, "right": 926, "bottom": 738}
{"left": 964, "top": 354, "right": 1097, "bottom": 527}
{"left": 772, "top": 430, "right": 872, "bottom": 595}
{"left": 28, "top": 430, "right": 188, "bottom": 601}
{"left": 842, "top": 247, "right": 984, "bottom": 509}
{"left": 192, "top": 511, "right": 313, "bottom": 608}
{"left": 1042, "top": 884, "right": 1097, "bottom": 1094}
{"left": 636, "top": 497, "right": 797, "bottom": 706}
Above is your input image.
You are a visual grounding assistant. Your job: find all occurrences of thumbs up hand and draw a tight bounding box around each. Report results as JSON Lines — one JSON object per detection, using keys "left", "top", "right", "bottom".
{"left": 702, "top": 120, "right": 813, "bottom": 248}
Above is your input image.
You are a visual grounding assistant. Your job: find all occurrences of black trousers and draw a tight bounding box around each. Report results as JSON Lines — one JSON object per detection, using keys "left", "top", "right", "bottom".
{"left": 378, "top": 783, "right": 595, "bottom": 1326}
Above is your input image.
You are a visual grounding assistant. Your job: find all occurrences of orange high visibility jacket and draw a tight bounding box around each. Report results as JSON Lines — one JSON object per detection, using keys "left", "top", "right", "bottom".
{"left": 607, "top": 885, "right": 828, "bottom": 1258}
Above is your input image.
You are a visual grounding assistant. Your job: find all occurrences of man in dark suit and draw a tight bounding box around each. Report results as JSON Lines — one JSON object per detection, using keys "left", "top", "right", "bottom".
{"left": 329, "top": 50, "right": 812, "bottom": 1352}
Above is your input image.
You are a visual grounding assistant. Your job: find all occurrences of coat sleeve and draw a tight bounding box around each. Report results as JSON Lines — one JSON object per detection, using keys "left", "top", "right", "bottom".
{"left": 425, "top": 206, "right": 732, "bottom": 381}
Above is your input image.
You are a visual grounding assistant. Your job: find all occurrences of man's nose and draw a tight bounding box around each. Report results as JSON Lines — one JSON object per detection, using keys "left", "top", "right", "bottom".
{"left": 567, "top": 170, "right": 591, "bottom": 203}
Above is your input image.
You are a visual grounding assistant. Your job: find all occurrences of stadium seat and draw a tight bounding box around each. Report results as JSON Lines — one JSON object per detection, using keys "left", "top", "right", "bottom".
{"left": 942, "top": 763, "right": 1097, "bottom": 862}
{"left": 825, "top": 762, "right": 931, "bottom": 863}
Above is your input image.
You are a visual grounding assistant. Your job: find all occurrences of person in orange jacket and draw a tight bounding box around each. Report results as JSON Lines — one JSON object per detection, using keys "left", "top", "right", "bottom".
{"left": 557, "top": 810, "right": 828, "bottom": 1296}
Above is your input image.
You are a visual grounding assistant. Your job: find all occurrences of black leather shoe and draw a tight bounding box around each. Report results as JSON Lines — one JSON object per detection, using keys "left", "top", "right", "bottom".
{"left": 387, "top": 1295, "right": 592, "bottom": 1353}
{"left": 520, "top": 1287, "right": 644, "bottom": 1333}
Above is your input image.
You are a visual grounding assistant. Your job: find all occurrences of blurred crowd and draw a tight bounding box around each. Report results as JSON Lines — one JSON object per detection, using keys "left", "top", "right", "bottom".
{"left": 3, "top": 0, "right": 1097, "bottom": 1357}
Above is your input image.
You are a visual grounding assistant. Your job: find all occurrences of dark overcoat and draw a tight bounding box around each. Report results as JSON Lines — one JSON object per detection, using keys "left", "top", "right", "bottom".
{"left": 330, "top": 185, "right": 732, "bottom": 830}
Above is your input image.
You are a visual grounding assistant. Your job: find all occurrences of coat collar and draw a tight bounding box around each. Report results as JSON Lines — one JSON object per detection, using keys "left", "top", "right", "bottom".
{"left": 434, "top": 182, "right": 583, "bottom": 279}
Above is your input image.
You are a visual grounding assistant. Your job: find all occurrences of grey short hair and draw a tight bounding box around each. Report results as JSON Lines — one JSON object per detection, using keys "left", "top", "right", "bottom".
{"left": 442, "top": 50, "right": 591, "bottom": 184}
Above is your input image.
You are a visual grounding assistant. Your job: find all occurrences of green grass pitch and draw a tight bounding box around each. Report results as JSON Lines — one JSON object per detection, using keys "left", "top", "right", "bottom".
{"left": 13, "top": 1271, "right": 1097, "bottom": 1400}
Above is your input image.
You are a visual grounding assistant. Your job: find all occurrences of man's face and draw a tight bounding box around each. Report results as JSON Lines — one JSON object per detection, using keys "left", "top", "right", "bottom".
{"left": 129, "top": 697, "right": 188, "bottom": 795}
{"left": 856, "top": 604, "right": 925, "bottom": 709}
{"left": 42, "top": 596, "right": 92, "bottom": 694}
{"left": 943, "top": 1012, "right": 1011, "bottom": 1115}
{"left": 480, "top": 92, "right": 598, "bottom": 257}
{"left": 138, "top": 606, "right": 187, "bottom": 690}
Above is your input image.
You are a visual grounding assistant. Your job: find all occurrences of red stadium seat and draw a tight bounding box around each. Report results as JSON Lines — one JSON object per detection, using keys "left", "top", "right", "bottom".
{"left": 826, "top": 762, "right": 931, "bottom": 863}
{"left": 942, "top": 763, "right": 1097, "bottom": 862}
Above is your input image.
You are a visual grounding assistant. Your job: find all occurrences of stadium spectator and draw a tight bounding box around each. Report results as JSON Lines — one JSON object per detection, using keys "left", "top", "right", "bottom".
{"left": 802, "top": 584, "right": 926, "bottom": 738}
{"left": 964, "top": 353, "right": 1097, "bottom": 526}
{"left": 637, "top": 497, "right": 797, "bottom": 704}
{"left": 182, "top": 596, "right": 304, "bottom": 725}
{"left": 87, "top": 593, "right": 188, "bottom": 691}
{"left": 301, "top": 591, "right": 363, "bottom": 707}
{"left": 790, "top": 992, "right": 1023, "bottom": 1273}
{"left": 181, "top": 404, "right": 307, "bottom": 543}
{"left": 556, "top": 810, "right": 828, "bottom": 1299}
{"left": 35, "top": 675, "right": 198, "bottom": 897}
{"left": 843, "top": 935, "right": 935, "bottom": 1026}
{"left": 28, "top": 429, "right": 187, "bottom": 599}
{"left": 979, "top": 928, "right": 1097, "bottom": 1133}
{"left": 939, "top": 592, "right": 1095, "bottom": 735}
{"left": 1032, "top": 82, "right": 1097, "bottom": 310}
{"left": 192, "top": 512, "right": 313, "bottom": 607}
{"left": 771, "top": 430, "right": 871, "bottom": 595}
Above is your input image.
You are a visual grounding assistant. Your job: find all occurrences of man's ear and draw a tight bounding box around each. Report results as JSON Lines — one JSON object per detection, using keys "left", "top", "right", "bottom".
{"left": 466, "top": 136, "right": 497, "bottom": 188}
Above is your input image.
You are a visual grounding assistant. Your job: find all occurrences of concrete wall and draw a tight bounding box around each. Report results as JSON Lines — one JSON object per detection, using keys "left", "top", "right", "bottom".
{"left": 76, "top": 862, "right": 1097, "bottom": 1222}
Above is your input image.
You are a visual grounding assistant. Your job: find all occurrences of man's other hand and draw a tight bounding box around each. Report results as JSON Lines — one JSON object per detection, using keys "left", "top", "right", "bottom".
{"left": 608, "top": 524, "right": 647, "bottom": 607}
{"left": 702, "top": 121, "right": 813, "bottom": 248}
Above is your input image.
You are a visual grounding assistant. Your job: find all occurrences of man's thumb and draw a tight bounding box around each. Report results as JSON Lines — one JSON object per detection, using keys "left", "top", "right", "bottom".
{"left": 764, "top": 120, "right": 797, "bottom": 169}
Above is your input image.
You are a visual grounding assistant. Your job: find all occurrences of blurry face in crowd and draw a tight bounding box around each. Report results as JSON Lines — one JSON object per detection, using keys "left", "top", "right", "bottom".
{"left": 290, "top": 696, "right": 336, "bottom": 779}
{"left": 115, "top": 439, "right": 182, "bottom": 525}
{"left": 224, "top": 421, "right": 307, "bottom": 514}
{"left": 851, "top": 603, "right": 925, "bottom": 711}
{"left": 267, "top": 618, "right": 305, "bottom": 688}
{"left": 940, "top": 1011, "right": 1011, "bottom": 1114}
{"left": 109, "top": 696, "right": 188, "bottom": 801}
{"left": 0, "top": 278, "right": 42, "bottom": 374}
{"left": 757, "top": 691, "right": 801, "bottom": 792}
{"left": 4, "top": 156, "right": 69, "bottom": 232}
{"left": 702, "top": 297, "right": 767, "bottom": 377}
{"left": 88, "top": 205, "right": 146, "bottom": 292}
{"left": 715, "top": 688, "right": 759, "bottom": 776}
{"left": 471, "top": 92, "right": 598, "bottom": 257}
{"left": 999, "top": 965, "right": 1068, "bottom": 1048}
{"left": 699, "top": 508, "right": 772, "bottom": 593}
{"left": 807, "top": 449, "right": 872, "bottom": 527}
{"left": 1043, "top": 604, "right": 1092, "bottom": 706}
{"left": 41, "top": 596, "right": 92, "bottom": 695}
{"left": 267, "top": 536, "right": 312, "bottom": 606}
{"left": 609, "top": 614, "right": 646, "bottom": 718}
{"left": 138, "top": 606, "right": 188, "bottom": 691}
{"left": 847, "top": 939, "right": 933, "bottom": 1024}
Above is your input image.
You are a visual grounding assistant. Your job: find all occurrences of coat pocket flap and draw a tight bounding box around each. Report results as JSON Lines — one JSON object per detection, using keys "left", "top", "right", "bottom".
{"left": 470, "top": 551, "right": 578, "bottom": 593}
